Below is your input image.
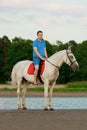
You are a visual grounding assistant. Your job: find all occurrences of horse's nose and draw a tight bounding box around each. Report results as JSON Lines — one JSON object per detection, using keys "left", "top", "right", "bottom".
{"left": 77, "top": 63, "right": 79, "bottom": 70}
{"left": 74, "top": 62, "right": 79, "bottom": 72}
{"left": 72, "top": 62, "right": 79, "bottom": 72}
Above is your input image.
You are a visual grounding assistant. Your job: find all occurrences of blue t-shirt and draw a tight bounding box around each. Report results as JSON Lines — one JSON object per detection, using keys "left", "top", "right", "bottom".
{"left": 33, "top": 39, "right": 46, "bottom": 58}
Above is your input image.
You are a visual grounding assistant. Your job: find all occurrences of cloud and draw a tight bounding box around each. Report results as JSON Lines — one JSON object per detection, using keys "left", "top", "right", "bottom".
{"left": 0, "top": 0, "right": 87, "bottom": 42}
{"left": 46, "top": 3, "right": 87, "bottom": 17}
{"left": 0, "top": 0, "right": 27, "bottom": 6}
{"left": 0, "top": 17, "right": 12, "bottom": 24}
{"left": 0, "top": 0, "right": 47, "bottom": 8}
{"left": 0, "top": 0, "right": 87, "bottom": 18}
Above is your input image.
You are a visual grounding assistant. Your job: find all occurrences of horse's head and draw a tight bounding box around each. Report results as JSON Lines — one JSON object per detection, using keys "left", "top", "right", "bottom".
{"left": 64, "top": 45, "right": 79, "bottom": 72}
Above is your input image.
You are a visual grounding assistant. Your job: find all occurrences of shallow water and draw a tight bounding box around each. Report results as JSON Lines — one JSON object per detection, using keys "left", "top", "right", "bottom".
{"left": 0, "top": 97, "right": 87, "bottom": 110}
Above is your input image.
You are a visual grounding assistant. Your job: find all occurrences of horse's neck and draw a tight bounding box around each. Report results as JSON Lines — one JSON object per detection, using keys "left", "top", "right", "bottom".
{"left": 48, "top": 50, "right": 66, "bottom": 68}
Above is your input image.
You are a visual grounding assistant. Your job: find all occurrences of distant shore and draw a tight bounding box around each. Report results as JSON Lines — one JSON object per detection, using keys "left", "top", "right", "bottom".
{"left": 1, "top": 91, "right": 87, "bottom": 97}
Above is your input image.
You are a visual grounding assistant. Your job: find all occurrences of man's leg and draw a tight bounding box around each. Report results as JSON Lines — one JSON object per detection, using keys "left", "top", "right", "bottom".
{"left": 34, "top": 65, "right": 39, "bottom": 84}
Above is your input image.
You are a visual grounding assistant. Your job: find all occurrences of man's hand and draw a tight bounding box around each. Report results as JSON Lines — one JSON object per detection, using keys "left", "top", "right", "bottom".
{"left": 41, "top": 57, "right": 48, "bottom": 61}
{"left": 33, "top": 47, "right": 48, "bottom": 61}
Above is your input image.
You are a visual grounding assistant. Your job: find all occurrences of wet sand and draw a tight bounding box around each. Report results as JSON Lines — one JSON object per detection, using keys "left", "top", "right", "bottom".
{"left": 0, "top": 109, "right": 87, "bottom": 130}
{"left": 0, "top": 90, "right": 87, "bottom": 97}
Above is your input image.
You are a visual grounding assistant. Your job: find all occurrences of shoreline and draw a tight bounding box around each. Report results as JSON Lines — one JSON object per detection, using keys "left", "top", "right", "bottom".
{"left": 0, "top": 84, "right": 87, "bottom": 97}
{"left": 0, "top": 91, "right": 87, "bottom": 97}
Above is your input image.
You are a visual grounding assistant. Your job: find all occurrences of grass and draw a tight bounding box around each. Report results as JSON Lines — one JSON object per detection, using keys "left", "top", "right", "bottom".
{"left": 26, "top": 86, "right": 87, "bottom": 92}
{"left": 0, "top": 81, "right": 87, "bottom": 92}
{"left": 53, "top": 87, "right": 87, "bottom": 91}
{"left": 66, "top": 81, "right": 87, "bottom": 88}
{"left": 0, "top": 87, "right": 17, "bottom": 91}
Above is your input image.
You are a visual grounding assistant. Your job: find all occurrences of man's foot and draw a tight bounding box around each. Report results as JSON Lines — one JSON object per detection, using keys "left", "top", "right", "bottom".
{"left": 34, "top": 82, "right": 38, "bottom": 86}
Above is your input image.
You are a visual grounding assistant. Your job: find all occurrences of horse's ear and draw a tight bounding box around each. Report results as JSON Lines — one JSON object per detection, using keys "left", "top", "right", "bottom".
{"left": 68, "top": 44, "right": 73, "bottom": 51}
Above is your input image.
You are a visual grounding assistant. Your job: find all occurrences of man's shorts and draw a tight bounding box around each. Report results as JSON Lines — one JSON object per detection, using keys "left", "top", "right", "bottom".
{"left": 33, "top": 57, "right": 41, "bottom": 66}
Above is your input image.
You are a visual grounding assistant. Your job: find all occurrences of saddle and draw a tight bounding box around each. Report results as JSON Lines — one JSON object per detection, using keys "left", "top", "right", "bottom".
{"left": 27, "top": 61, "right": 45, "bottom": 75}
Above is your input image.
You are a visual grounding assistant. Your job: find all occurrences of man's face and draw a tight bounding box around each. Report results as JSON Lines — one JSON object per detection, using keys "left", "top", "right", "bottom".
{"left": 37, "top": 33, "right": 43, "bottom": 40}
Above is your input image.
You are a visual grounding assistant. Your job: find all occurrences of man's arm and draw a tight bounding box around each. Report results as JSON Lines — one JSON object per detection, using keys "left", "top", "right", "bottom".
{"left": 33, "top": 47, "right": 46, "bottom": 60}
{"left": 44, "top": 48, "right": 48, "bottom": 58}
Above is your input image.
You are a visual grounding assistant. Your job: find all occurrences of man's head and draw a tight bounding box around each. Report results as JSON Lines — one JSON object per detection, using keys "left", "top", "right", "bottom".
{"left": 37, "top": 31, "right": 43, "bottom": 40}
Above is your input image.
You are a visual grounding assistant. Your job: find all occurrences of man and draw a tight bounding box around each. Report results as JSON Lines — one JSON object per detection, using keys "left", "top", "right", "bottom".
{"left": 33, "top": 31, "right": 48, "bottom": 85}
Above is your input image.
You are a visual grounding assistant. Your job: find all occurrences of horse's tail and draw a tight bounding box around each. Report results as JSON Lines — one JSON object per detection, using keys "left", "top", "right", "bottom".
{"left": 11, "top": 66, "right": 17, "bottom": 86}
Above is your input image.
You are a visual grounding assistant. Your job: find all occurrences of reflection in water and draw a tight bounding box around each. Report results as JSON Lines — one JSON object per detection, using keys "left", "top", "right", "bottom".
{"left": 0, "top": 97, "right": 87, "bottom": 110}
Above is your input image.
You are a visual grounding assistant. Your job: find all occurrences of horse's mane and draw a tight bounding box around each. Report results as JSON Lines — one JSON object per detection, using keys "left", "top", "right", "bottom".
{"left": 48, "top": 49, "right": 66, "bottom": 59}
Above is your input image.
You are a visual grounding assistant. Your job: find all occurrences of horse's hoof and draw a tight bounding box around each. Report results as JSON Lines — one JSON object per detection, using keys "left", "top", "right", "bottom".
{"left": 49, "top": 108, "right": 54, "bottom": 111}
{"left": 44, "top": 108, "right": 49, "bottom": 111}
{"left": 23, "top": 107, "right": 27, "bottom": 110}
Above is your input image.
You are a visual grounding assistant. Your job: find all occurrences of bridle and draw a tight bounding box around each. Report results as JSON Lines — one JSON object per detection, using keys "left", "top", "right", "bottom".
{"left": 46, "top": 50, "right": 77, "bottom": 69}
{"left": 66, "top": 50, "right": 77, "bottom": 67}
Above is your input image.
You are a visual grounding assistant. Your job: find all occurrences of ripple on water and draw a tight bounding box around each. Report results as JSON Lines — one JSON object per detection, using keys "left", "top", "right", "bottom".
{"left": 0, "top": 97, "right": 87, "bottom": 110}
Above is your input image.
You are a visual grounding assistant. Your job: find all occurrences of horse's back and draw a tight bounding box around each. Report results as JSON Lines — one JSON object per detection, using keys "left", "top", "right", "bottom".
{"left": 14, "top": 60, "right": 32, "bottom": 67}
{"left": 12, "top": 60, "right": 32, "bottom": 75}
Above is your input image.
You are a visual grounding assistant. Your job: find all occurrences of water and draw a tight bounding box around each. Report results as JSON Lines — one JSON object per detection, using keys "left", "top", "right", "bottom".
{"left": 0, "top": 97, "right": 87, "bottom": 110}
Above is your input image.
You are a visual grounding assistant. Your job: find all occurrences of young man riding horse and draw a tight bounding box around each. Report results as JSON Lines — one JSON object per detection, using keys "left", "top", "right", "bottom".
{"left": 33, "top": 31, "right": 48, "bottom": 85}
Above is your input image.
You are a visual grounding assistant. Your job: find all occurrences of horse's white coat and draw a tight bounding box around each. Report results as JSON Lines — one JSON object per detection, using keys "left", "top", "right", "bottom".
{"left": 11, "top": 47, "right": 79, "bottom": 110}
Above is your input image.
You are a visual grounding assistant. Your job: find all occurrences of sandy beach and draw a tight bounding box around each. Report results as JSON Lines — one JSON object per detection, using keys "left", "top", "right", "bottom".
{"left": 0, "top": 109, "right": 87, "bottom": 130}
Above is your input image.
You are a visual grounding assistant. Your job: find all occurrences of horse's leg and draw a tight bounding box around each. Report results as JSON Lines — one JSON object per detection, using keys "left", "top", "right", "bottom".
{"left": 22, "top": 82, "right": 28, "bottom": 110}
{"left": 44, "top": 81, "right": 49, "bottom": 110}
{"left": 49, "top": 81, "right": 56, "bottom": 110}
{"left": 17, "top": 78, "right": 22, "bottom": 110}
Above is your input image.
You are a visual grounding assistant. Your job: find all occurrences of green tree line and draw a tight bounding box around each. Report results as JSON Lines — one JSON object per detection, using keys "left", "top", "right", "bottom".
{"left": 0, "top": 36, "right": 87, "bottom": 83}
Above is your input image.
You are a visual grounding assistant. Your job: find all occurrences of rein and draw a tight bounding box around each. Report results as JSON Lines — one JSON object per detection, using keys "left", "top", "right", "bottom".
{"left": 46, "top": 60, "right": 60, "bottom": 69}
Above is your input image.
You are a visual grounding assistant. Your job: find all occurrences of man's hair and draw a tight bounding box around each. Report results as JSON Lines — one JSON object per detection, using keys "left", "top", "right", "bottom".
{"left": 37, "top": 31, "right": 43, "bottom": 35}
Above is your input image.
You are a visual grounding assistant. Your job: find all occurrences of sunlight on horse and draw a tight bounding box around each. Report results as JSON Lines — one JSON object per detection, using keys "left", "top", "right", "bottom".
{"left": 11, "top": 46, "right": 79, "bottom": 110}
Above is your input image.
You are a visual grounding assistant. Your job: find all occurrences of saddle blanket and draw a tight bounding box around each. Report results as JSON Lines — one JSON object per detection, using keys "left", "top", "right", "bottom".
{"left": 27, "top": 61, "right": 45, "bottom": 75}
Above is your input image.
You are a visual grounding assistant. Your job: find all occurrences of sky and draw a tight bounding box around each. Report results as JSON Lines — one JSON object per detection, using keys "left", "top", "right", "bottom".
{"left": 0, "top": 0, "right": 87, "bottom": 43}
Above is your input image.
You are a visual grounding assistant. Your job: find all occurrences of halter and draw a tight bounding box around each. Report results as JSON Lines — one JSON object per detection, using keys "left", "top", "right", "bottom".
{"left": 66, "top": 50, "right": 77, "bottom": 67}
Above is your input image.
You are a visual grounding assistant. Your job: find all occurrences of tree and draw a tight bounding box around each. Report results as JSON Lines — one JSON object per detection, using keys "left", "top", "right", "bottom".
{"left": 0, "top": 36, "right": 87, "bottom": 83}
{"left": 0, "top": 36, "right": 10, "bottom": 82}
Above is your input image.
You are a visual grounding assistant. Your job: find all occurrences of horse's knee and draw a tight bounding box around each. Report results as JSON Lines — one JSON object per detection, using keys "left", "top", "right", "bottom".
{"left": 17, "top": 88, "right": 21, "bottom": 95}
{"left": 49, "top": 91, "right": 53, "bottom": 98}
{"left": 22, "top": 89, "right": 26, "bottom": 95}
{"left": 44, "top": 87, "right": 49, "bottom": 98}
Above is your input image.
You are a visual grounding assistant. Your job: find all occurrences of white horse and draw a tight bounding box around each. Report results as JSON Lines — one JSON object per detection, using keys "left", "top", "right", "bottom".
{"left": 11, "top": 46, "right": 79, "bottom": 110}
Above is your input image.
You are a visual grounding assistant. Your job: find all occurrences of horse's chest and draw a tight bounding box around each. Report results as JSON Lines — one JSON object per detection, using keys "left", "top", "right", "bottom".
{"left": 49, "top": 71, "right": 59, "bottom": 81}
{"left": 42, "top": 69, "right": 59, "bottom": 82}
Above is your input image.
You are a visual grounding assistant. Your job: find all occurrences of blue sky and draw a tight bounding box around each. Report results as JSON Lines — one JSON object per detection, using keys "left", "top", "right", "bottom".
{"left": 0, "top": 0, "right": 87, "bottom": 43}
